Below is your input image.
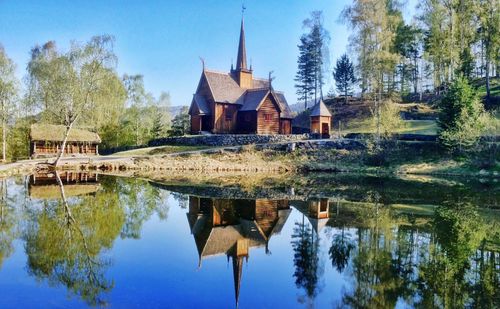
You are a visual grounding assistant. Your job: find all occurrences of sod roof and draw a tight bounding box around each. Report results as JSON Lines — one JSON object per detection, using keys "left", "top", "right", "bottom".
{"left": 30, "top": 124, "right": 101, "bottom": 143}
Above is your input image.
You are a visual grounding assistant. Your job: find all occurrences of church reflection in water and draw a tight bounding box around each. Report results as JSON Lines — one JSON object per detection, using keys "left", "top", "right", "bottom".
{"left": 186, "top": 195, "right": 332, "bottom": 305}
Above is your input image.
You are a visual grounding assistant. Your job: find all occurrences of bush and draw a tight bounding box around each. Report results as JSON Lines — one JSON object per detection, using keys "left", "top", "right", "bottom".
{"left": 438, "top": 76, "right": 490, "bottom": 151}
{"left": 370, "top": 99, "right": 406, "bottom": 138}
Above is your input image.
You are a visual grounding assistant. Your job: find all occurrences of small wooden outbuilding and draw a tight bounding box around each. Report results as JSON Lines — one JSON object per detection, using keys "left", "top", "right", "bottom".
{"left": 30, "top": 124, "right": 101, "bottom": 158}
{"left": 310, "top": 99, "right": 332, "bottom": 138}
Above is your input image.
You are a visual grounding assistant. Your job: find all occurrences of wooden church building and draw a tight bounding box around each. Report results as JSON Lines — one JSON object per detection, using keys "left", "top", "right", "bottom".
{"left": 189, "top": 17, "right": 293, "bottom": 135}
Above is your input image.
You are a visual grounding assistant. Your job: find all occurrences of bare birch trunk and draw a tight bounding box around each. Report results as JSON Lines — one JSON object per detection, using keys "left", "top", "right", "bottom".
{"left": 52, "top": 121, "right": 75, "bottom": 167}
{"left": 2, "top": 111, "right": 5, "bottom": 162}
{"left": 1, "top": 99, "right": 5, "bottom": 162}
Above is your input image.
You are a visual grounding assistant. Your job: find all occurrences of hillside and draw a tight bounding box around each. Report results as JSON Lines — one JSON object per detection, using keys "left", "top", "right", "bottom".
{"left": 293, "top": 97, "right": 436, "bottom": 130}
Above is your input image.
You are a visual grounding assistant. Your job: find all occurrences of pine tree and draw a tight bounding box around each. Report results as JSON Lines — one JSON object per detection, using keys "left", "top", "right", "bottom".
{"left": 394, "top": 23, "right": 421, "bottom": 94}
{"left": 168, "top": 106, "right": 190, "bottom": 136}
{"left": 457, "top": 47, "right": 474, "bottom": 80}
{"left": 438, "top": 76, "right": 489, "bottom": 151}
{"left": 295, "top": 35, "right": 315, "bottom": 110}
{"left": 333, "top": 54, "right": 356, "bottom": 104}
{"left": 151, "top": 109, "right": 164, "bottom": 139}
{"left": 304, "top": 11, "right": 329, "bottom": 102}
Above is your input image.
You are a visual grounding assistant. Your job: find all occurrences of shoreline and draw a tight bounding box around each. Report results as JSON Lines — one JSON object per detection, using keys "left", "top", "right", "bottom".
{"left": 1, "top": 146, "right": 498, "bottom": 180}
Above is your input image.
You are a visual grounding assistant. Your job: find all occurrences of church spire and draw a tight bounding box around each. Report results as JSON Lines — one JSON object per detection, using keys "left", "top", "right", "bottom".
{"left": 232, "top": 255, "right": 244, "bottom": 307}
{"left": 236, "top": 16, "right": 248, "bottom": 71}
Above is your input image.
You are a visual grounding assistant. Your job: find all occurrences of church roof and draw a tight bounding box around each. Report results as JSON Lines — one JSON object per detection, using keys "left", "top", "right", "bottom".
{"left": 238, "top": 89, "right": 293, "bottom": 119}
{"left": 310, "top": 99, "right": 332, "bottom": 117}
{"left": 275, "top": 92, "right": 293, "bottom": 119}
{"left": 190, "top": 94, "right": 211, "bottom": 115}
{"left": 200, "top": 70, "right": 293, "bottom": 118}
{"left": 239, "top": 89, "right": 270, "bottom": 111}
{"left": 204, "top": 70, "right": 245, "bottom": 104}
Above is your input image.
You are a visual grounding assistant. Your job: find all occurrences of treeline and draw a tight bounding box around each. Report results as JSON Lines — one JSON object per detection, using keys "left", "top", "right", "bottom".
{"left": 0, "top": 36, "right": 190, "bottom": 162}
{"left": 296, "top": 0, "right": 499, "bottom": 105}
{"left": 295, "top": 1, "right": 499, "bottom": 154}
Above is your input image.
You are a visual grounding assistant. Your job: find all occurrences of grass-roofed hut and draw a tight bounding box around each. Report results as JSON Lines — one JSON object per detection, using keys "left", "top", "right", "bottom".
{"left": 30, "top": 124, "right": 101, "bottom": 158}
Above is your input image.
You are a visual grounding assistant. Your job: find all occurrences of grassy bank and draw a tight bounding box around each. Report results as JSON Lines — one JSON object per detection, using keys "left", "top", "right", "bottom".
{"left": 297, "top": 141, "right": 499, "bottom": 177}
{"left": 103, "top": 140, "right": 499, "bottom": 178}
{"left": 112, "top": 145, "right": 210, "bottom": 156}
{"left": 0, "top": 139, "right": 498, "bottom": 179}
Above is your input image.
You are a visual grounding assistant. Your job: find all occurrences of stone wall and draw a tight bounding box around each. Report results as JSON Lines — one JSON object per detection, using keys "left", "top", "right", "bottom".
{"left": 148, "top": 134, "right": 310, "bottom": 147}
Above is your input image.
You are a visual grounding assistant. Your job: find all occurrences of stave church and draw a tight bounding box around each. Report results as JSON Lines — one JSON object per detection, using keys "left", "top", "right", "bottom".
{"left": 189, "top": 16, "right": 293, "bottom": 135}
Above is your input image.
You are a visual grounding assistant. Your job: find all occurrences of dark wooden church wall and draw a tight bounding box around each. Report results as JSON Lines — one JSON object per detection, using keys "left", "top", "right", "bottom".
{"left": 256, "top": 97, "right": 280, "bottom": 134}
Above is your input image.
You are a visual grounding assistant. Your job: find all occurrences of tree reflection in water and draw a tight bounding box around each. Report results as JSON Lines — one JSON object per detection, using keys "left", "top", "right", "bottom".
{"left": 25, "top": 171, "right": 124, "bottom": 306}
{"left": 291, "top": 214, "right": 323, "bottom": 305}
{"left": 0, "top": 173, "right": 496, "bottom": 307}
{"left": 333, "top": 196, "right": 500, "bottom": 308}
{"left": 0, "top": 179, "right": 17, "bottom": 267}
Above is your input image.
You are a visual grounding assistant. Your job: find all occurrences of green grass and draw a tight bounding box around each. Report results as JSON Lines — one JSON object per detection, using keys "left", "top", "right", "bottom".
{"left": 112, "top": 145, "right": 210, "bottom": 156}
{"left": 344, "top": 119, "right": 438, "bottom": 135}
{"left": 398, "top": 120, "right": 438, "bottom": 135}
{"left": 475, "top": 77, "right": 500, "bottom": 97}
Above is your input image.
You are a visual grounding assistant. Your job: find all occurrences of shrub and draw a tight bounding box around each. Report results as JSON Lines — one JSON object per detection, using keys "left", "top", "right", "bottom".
{"left": 438, "top": 76, "right": 491, "bottom": 152}
{"left": 370, "top": 99, "right": 406, "bottom": 138}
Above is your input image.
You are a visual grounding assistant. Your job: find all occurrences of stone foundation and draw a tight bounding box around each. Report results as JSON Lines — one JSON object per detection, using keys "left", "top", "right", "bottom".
{"left": 148, "top": 134, "right": 310, "bottom": 147}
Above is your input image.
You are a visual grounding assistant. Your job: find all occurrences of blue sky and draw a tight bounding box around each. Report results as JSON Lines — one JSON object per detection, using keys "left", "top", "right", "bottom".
{"left": 0, "top": 0, "right": 418, "bottom": 107}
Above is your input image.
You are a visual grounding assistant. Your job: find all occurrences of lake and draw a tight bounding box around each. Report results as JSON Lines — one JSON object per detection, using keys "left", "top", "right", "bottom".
{"left": 0, "top": 172, "right": 498, "bottom": 308}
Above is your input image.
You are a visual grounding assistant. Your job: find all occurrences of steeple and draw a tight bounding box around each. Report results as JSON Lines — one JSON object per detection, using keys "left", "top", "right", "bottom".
{"left": 236, "top": 17, "right": 248, "bottom": 71}
{"left": 232, "top": 7, "right": 253, "bottom": 88}
{"left": 232, "top": 255, "right": 243, "bottom": 307}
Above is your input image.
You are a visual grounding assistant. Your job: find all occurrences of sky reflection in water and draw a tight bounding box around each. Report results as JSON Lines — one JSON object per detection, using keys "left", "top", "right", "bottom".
{"left": 0, "top": 172, "right": 498, "bottom": 308}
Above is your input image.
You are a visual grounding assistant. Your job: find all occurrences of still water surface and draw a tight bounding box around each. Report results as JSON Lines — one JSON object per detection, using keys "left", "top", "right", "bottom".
{"left": 0, "top": 172, "right": 498, "bottom": 308}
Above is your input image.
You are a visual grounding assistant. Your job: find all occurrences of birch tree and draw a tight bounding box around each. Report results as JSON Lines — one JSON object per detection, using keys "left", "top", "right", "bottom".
{"left": 27, "top": 35, "right": 122, "bottom": 166}
{"left": 0, "top": 46, "right": 19, "bottom": 162}
{"left": 342, "top": 0, "right": 401, "bottom": 139}
{"left": 476, "top": 0, "right": 500, "bottom": 101}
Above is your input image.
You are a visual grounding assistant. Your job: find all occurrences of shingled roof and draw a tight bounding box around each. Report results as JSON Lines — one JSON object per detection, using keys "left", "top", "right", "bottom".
{"left": 202, "top": 70, "right": 291, "bottom": 116}
{"left": 204, "top": 70, "right": 245, "bottom": 103}
{"left": 239, "top": 89, "right": 270, "bottom": 111}
{"left": 237, "top": 89, "right": 293, "bottom": 119}
{"left": 310, "top": 99, "right": 332, "bottom": 117}
{"left": 190, "top": 94, "right": 211, "bottom": 115}
{"left": 30, "top": 124, "right": 101, "bottom": 143}
{"left": 275, "top": 92, "right": 293, "bottom": 119}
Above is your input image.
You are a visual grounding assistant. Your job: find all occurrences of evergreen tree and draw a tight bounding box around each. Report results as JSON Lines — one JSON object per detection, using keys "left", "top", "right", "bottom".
{"left": 457, "top": 47, "right": 474, "bottom": 79}
{"left": 333, "top": 54, "right": 356, "bottom": 104}
{"left": 295, "top": 35, "right": 315, "bottom": 110}
{"left": 438, "top": 76, "right": 489, "bottom": 151}
{"left": 394, "top": 23, "right": 421, "bottom": 94}
{"left": 168, "top": 106, "right": 190, "bottom": 136}
{"left": 304, "top": 11, "right": 330, "bottom": 102}
{"left": 151, "top": 110, "right": 163, "bottom": 140}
